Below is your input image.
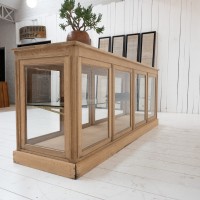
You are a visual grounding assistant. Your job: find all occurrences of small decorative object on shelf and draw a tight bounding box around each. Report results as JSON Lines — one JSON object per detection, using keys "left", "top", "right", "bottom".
{"left": 112, "top": 35, "right": 125, "bottom": 57}
{"left": 19, "top": 26, "right": 46, "bottom": 40}
{"left": 98, "top": 36, "right": 111, "bottom": 52}
{"left": 125, "top": 33, "right": 140, "bottom": 62}
{"left": 99, "top": 31, "right": 156, "bottom": 68}
{"left": 59, "top": 0, "right": 104, "bottom": 45}
{"left": 140, "top": 31, "right": 156, "bottom": 67}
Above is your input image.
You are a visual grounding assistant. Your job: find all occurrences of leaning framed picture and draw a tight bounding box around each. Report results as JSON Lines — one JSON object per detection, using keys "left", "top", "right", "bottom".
{"left": 98, "top": 36, "right": 111, "bottom": 52}
{"left": 112, "top": 35, "right": 125, "bottom": 57}
{"left": 125, "top": 33, "right": 140, "bottom": 62}
{"left": 140, "top": 31, "right": 156, "bottom": 67}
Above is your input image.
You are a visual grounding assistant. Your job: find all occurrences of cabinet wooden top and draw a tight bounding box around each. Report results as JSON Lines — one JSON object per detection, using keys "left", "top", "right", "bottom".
{"left": 13, "top": 41, "right": 76, "bottom": 52}
{"left": 13, "top": 41, "right": 158, "bottom": 73}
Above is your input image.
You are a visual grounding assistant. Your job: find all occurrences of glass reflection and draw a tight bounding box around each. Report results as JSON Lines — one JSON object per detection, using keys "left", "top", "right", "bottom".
{"left": 135, "top": 74, "right": 146, "bottom": 124}
{"left": 95, "top": 74, "right": 108, "bottom": 121}
{"left": 148, "top": 76, "right": 156, "bottom": 118}
{"left": 25, "top": 65, "right": 64, "bottom": 151}
{"left": 82, "top": 73, "right": 89, "bottom": 124}
{"left": 82, "top": 65, "right": 109, "bottom": 149}
{"left": 114, "top": 70, "right": 131, "bottom": 134}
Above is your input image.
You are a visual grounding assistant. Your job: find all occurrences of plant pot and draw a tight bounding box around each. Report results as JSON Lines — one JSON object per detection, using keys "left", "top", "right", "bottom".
{"left": 67, "top": 31, "right": 91, "bottom": 45}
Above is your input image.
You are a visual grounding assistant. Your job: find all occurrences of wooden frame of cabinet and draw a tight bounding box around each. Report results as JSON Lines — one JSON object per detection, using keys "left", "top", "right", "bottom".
{"left": 147, "top": 73, "right": 158, "bottom": 121}
{"left": 13, "top": 41, "right": 158, "bottom": 179}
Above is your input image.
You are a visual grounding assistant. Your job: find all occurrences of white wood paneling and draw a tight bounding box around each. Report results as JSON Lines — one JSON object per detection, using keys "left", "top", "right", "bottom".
{"left": 115, "top": 1, "right": 125, "bottom": 35}
{"left": 133, "top": 0, "right": 139, "bottom": 33}
{"left": 92, "top": 0, "right": 200, "bottom": 114}
{"left": 14, "top": 0, "right": 200, "bottom": 113}
{"left": 124, "top": 0, "right": 132, "bottom": 34}
{"left": 187, "top": 0, "right": 200, "bottom": 114}
{"left": 141, "top": 0, "right": 152, "bottom": 32}
{"left": 166, "top": 0, "right": 181, "bottom": 112}
{"left": 45, "top": 14, "right": 57, "bottom": 43}
{"left": 176, "top": 0, "right": 188, "bottom": 113}
{"left": 156, "top": 0, "right": 169, "bottom": 112}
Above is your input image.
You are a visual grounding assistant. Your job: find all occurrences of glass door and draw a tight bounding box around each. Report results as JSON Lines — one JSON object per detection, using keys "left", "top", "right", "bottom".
{"left": 135, "top": 73, "right": 147, "bottom": 126}
{"left": 81, "top": 62, "right": 111, "bottom": 154}
{"left": 20, "top": 57, "right": 70, "bottom": 159}
{"left": 114, "top": 69, "right": 131, "bottom": 137}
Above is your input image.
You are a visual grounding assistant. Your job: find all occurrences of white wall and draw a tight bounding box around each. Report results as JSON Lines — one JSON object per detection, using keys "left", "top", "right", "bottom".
{"left": 0, "top": 20, "right": 16, "bottom": 104}
{"left": 15, "top": 0, "right": 63, "bottom": 22}
{"left": 15, "top": 0, "right": 71, "bottom": 44}
{"left": 94, "top": 0, "right": 200, "bottom": 114}
{"left": 15, "top": 0, "right": 200, "bottom": 114}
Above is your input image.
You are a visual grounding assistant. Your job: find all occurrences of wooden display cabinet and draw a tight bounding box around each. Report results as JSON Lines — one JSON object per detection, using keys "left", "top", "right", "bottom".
{"left": 13, "top": 41, "right": 158, "bottom": 179}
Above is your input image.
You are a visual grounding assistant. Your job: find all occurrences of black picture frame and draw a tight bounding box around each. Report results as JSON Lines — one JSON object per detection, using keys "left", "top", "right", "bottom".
{"left": 125, "top": 33, "right": 140, "bottom": 62}
{"left": 112, "top": 35, "right": 125, "bottom": 57}
{"left": 139, "top": 31, "right": 156, "bottom": 67}
{"left": 17, "top": 40, "right": 51, "bottom": 47}
{"left": 98, "top": 36, "right": 111, "bottom": 52}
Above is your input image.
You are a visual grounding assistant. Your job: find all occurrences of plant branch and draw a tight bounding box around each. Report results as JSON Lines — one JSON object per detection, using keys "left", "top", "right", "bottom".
{"left": 59, "top": 0, "right": 104, "bottom": 34}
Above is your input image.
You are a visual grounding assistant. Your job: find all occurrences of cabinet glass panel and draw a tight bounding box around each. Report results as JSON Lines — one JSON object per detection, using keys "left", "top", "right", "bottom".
{"left": 95, "top": 74, "right": 108, "bottom": 120}
{"left": 148, "top": 76, "right": 156, "bottom": 118}
{"left": 114, "top": 70, "right": 131, "bottom": 134}
{"left": 135, "top": 74, "right": 146, "bottom": 124}
{"left": 25, "top": 64, "right": 64, "bottom": 152}
{"left": 82, "top": 73, "right": 89, "bottom": 125}
{"left": 82, "top": 65, "right": 109, "bottom": 149}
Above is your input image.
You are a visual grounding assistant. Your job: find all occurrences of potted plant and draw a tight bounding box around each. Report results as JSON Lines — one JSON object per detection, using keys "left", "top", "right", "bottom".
{"left": 59, "top": 0, "right": 104, "bottom": 45}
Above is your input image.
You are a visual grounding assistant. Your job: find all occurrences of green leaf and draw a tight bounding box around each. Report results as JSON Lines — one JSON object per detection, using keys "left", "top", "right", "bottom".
{"left": 59, "top": 0, "right": 104, "bottom": 34}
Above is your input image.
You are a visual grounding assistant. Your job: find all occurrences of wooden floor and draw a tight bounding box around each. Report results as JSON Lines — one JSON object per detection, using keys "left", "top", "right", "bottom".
{"left": 1, "top": 107, "right": 200, "bottom": 200}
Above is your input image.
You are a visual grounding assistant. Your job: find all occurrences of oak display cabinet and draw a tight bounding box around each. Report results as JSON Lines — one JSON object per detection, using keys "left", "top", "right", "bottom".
{"left": 13, "top": 41, "right": 158, "bottom": 179}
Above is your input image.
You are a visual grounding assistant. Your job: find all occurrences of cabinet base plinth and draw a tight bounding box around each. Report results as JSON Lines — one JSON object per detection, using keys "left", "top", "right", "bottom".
{"left": 13, "top": 151, "right": 76, "bottom": 179}
{"left": 76, "top": 119, "right": 158, "bottom": 178}
{"left": 13, "top": 119, "right": 158, "bottom": 179}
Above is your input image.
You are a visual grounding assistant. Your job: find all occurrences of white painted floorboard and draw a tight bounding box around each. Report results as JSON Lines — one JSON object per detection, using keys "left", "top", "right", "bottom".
{"left": 0, "top": 107, "right": 200, "bottom": 200}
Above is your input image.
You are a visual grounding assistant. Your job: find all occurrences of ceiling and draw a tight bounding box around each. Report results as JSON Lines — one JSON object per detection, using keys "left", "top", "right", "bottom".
{"left": 0, "top": 0, "right": 123, "bottom": 10}
{"left": 0, "top": 0, "right": 22, "bottom": 9}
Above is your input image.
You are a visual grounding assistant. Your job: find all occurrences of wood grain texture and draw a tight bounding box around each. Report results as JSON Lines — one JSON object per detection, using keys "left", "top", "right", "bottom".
{"left": 13, "top": 151, "right": 76, "bottom": 179}
{"left": 76, "top": 119, "right": 158, "bottom": 178}
{"left": 14, "top": 41, "right": 158, "bottom": 178}
{"left": 2, "top": 82, "right": 9, "bottom": 107}
{"left": 0, "top": 83, "right": 4, "bottom": 107}
{"left": 0, "top": 82, "right": 9, "bottom": 108}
